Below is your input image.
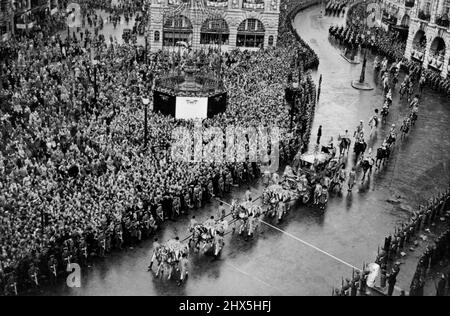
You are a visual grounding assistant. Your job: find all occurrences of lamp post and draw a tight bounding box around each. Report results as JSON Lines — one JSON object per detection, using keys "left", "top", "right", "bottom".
{"left": 92, "top": 59, "right": 99, "bottom": 104}
{"left": 351, "top": 0, "right": 374, "bottom": 90}
{"left": 143, "top": 97, "right": 150, "bottom": 149}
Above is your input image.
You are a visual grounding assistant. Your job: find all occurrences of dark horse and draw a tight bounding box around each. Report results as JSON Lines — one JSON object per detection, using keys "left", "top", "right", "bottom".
{"left": 376, "top": 145, "right": 391, "bottom": 169}
{"left": 360, "top": 157, "right": 374, "bottom": 182}
{"left": 353, "top": 140, "right": 367, "bottom": 160}
{"left": 381, "top": 105, "right": 389, "bottom": 123}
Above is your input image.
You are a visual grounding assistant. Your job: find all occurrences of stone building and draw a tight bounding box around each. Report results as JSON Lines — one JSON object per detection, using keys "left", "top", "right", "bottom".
{"left": 405, "top": 0, "right": 450, "bottom": 77}
{"left": 148, "top": 0, "right": 280, "bottom": 52}
{"left": 1, "top": 0, "right": 13, "bottom": 41}
{"left": 380, "top": 0, "right": 415, "bottom": 32}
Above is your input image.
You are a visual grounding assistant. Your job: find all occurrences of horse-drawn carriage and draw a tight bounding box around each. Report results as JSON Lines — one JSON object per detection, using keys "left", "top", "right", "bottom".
{"left": 189, "top": 219, "right": 228, "bottom": 258}
{"left": 262, "top": 183, "right": 296, "bottom": 222}
{"left": 154, "top": 239, "right": 189, "bottom": 280}
{"left": 230, "top": 200, "right": 263, "bottom": 237}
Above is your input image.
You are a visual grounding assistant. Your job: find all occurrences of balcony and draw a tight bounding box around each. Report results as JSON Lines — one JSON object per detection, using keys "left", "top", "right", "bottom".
{"left": 418, "top": 10, "right": 431, "bottom": 22}
{"left": 405, "top": 0, "right": 415, "bottom": 8}
{"left": 411, "top": 48, "right": 425, "bottom": 62}
{"left": 428, "top": 55, "right": 445, "bottom": 71}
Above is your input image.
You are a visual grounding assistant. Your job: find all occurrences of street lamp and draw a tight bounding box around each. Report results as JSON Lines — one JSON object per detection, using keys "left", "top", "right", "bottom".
{"left": 351, "top": 0, "right": 374, "bottom": 91}
{"left": 92, "top": 59, "right": 99, "bottom": 104}
{"left": 143, "top": 97, "right": 150, "bottom": 149}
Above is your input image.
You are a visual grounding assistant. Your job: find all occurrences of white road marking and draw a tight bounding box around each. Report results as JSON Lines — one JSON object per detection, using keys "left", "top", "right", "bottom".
{"left": 218, "top": 199, "right": 406, "bottom": 294}
{"left": 224, "top": 261, "right": 283, "bottom": 295}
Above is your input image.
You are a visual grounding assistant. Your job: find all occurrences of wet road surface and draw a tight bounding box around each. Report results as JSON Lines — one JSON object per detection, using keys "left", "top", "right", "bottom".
{"left": 39, "top": 5, "right": 450, "bottom": 296}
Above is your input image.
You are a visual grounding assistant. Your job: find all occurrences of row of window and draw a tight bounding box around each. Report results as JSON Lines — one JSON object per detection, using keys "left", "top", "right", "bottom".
{"left": 158, "top": 31, "right": 274, "bottom": 48}
{"left": 163, "top": 17, "right": 266, "bottom": 34}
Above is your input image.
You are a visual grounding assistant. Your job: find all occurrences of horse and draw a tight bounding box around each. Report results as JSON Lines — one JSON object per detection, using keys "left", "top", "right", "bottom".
{"left": 399, "top": 81, "right": 408, "bottom": 99}
{"left": 360, "top": 156, "right": 374, "bottom": 182}
{"left": 368, "top": 115, "right": 379, "bottom": 137}
{"left": 373, "top": 57, "right": 380, "bottom": 71}
{"left": 376, "top": 145, "right": 391, "bottom": 169}
{"left": 381, "top": 104, "right": 389, "bottom": 123}
{"left": 353, "top": 140, "right": 367, "bottom": 160}
{"left": 329, "top": 170, "right": 346, "bottom": 193}
{"left": 386, "top": 132, "right": 397, "bottom": 147}
{"left": 400, "top": 118, "right": 411, "bottom": 140}
{"left": 410, "top": 111, "right": 418, "bottom": 126}
{"left": 338, "top": 135, "right": 351, "bottom": 156}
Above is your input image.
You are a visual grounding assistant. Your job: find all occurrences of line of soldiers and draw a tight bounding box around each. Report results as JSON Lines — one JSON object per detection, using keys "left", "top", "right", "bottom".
{"left": 324, "top": 0, "right": 348, "bottom": 17}
{"left": 335, "top": 183, "right": 450, "bottom": 296}
{"left": 410, "top": 228, "right": 450, "bottom": 296}
{"left": 376, "top": 185, "right": 450, "bottom": 268}
{"left": 333, "top": 268, "right": 370, "bottom": 296}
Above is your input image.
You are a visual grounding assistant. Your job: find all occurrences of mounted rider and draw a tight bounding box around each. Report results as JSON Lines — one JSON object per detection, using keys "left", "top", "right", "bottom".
{"left": 354, "top": 120, "right": 364, "bottom": 141}
{"left": 387, "top": 124, "right": 397, "bottom": 145}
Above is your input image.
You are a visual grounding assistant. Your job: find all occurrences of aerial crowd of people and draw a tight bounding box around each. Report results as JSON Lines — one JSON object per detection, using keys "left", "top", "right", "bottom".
{"left": 0, "top": 0, "right": 319, "bottom": 295}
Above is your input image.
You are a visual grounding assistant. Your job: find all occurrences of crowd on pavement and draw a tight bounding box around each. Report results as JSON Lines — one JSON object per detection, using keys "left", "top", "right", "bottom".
{"left": 0, "top": 0, "right": 320, "bottom": 295}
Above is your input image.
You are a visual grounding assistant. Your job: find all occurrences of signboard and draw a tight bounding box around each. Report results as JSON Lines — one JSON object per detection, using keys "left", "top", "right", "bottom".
{"left": 16, "top": 22, "right": 35, "bottom": 29}
{"left": 175, "top": 97, "right": 208, "bottom": 119}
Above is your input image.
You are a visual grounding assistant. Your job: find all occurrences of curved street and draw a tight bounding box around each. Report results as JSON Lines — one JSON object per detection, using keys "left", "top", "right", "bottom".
{"left": 36, "top": 4, "right": 450, "bottom": 296}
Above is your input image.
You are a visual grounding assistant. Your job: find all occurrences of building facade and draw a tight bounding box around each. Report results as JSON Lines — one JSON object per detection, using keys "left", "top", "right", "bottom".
{"left": 405, "top": 0, "right": 450, "bottom": 77}
{"left": 1, "top": 0, "right": 13, "bottom": 41}
{"left": 380, "top": 0, "right": 415, "bottom": 31}
{"left": 1, "top": 0, "right": 59, "bottom": 40}
{"left": 148, "top": 0, "right": 280, "bottom": 52}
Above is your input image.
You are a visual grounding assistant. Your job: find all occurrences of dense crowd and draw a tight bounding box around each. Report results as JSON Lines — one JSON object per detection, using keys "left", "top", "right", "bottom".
{"left": 335, "top": 185, "right": 450, "bottom": 296}
{"left": 402, "top": 59, "right": 450, "bottom": 96}
{"left": 277, "top": 0, "right": 320, "bottom": 70}
{"left": 409, "top": 229, "right": 450, "bottom": 296}
{"left": 0, "top": 0, "right": 319, "bottom": 296}
{"left": 374, "top": 185, "right": 450, "bottom": 296}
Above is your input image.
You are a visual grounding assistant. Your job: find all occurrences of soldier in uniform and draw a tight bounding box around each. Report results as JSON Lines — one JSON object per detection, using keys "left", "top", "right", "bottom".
{"left": 48, "top": 255, "right": 58, "bottom": 282}
{"left": 225, "top": 170, "right": 232, "bottom": 192}
{"left": 245, "top": 188, "right": 252, "bottom": 202}
{"left": 387, "top": 263, "right": 400, "bottom": 296}
{"left": 28, "top": 262, "right": 39, "bottom": 287}
{"left": 193, "top": 185, "right": 200, "bottom": 209}
{"left": 217, "top": 202, "right": 226, "bottom": 221}
{"left": 185, "top": 188, "right": 193, "bottom": 209}
{"left": 207, "top": 180, "right": 214, "bottom": 201}
{"left": 435, "top": 274, "right": 447, "bottom": 296}
{"left": 98, "top": 231, "right": 106, "bottom": 257}
{"left": 218, "top": 175, "right": 225, "bottom": 197}
{"left": 178, "top": 253, "right": 189, "bottom": 286}
{"left": 148, "top": 238, "right": 161, "bottom": 271}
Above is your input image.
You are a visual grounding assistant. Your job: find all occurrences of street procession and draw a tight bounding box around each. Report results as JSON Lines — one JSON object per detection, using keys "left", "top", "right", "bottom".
{"left": 1, "top": 0, "right": 450, "bottom": 298}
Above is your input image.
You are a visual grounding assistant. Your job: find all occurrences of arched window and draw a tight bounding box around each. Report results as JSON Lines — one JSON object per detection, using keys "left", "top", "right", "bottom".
{"left": 428, "top": 37, "right": 446, "bottom": 71}
{"left": 268, "top": 35, "right": 274, "bottom": 46}
{"left": 401, "top": 14, "right": 410, "bottom": 27}
{"left": 154, "top": 31, "right": 160, "bottom": 41}
{"left": 236, "top": 19, "right": 265, "bottom": 48}
{"left": 163, "top": 15, "right": 193, "bottom": 47}
{"left": 200, "top": 18, "right": 230, "bottom": 45}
